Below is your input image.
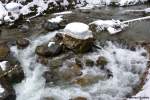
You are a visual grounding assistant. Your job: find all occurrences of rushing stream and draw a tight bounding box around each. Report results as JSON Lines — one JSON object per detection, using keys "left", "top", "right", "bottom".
{"left": 10, "top": 31, "right": 149, "bottom": 100}
{"left": 0, "top": 1, "right": 150, "bottom": 100}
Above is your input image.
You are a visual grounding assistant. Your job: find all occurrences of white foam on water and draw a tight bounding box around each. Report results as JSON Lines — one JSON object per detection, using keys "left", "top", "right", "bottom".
{"left": 10, "top": 31, "right": 57, "bottom": 100}
{"left": 10, "top": 32, "right": 149, "bottom": 100}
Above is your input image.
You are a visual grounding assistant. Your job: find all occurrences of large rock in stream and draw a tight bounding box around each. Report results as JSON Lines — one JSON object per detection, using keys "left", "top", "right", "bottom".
{"left": 0, "top": 61, "right": 24, "bottom": 84}
{"left": 35, "top": 42, "right": 63, "bottom": 57}
{"left": 60, "top": 22, "right": 94, "bottom": 53}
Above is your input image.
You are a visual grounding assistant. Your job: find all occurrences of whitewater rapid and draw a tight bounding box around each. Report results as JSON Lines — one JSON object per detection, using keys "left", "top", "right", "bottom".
{"left": 10, "top": 31, "right": 149, "bottom": 100}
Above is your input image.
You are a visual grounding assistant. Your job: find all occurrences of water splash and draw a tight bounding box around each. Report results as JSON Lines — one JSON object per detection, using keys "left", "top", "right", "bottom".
{"left": 10, "top": 32, "right": 149, "bottom": 100}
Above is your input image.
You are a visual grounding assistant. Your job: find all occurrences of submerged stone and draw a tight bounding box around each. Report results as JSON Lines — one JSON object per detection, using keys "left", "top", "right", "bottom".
{"left": 43, "top": 21, "right": 60, "bottom": 31}
{"left": 85, "top": 59, "right": 95, "bottom": 67}
{"left": 96, "top": 56, "right": 108, "bottom": 67}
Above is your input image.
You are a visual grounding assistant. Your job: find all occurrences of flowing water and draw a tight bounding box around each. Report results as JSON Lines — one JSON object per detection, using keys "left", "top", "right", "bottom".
{"left": 10, "top": 32, "right": 149, "bottom": 100}
{"left": 1, "top": 2, "right": 150, "bottom": 100}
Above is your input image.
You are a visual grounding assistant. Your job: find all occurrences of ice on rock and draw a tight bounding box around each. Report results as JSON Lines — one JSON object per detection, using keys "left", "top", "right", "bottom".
{"left": 64, "top": 22, "right": 93, "bottom": 39}
{"left": 90, "top": 20, "right": 127, "bottom": 34}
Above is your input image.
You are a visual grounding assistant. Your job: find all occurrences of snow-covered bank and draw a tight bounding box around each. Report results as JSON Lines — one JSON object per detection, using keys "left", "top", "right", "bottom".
{"left": 80, "top": 0, "right": 148, "bottom": 7}
{"left": 0, "top": 0, "right": 149, "bottom": 25}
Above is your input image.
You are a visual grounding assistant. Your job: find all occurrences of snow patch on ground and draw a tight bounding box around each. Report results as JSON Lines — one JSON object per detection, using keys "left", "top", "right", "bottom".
{"left": 0, "top": 0, "right": 149, "bottom": 24}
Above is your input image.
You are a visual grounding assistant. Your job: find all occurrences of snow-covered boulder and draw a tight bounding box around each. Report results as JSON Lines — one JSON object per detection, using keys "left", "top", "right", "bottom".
{"left": 89, "top": 19, "right": 127, "bottom": 34}
{"left": 64, "top": 22, "right": 93, "bottom": 39}
{"left": 61, "top": 22, "right": 94, "bottom": 53}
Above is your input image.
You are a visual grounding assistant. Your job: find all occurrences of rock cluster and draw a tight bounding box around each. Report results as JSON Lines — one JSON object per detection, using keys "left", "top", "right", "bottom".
{"left": 0, "top": 41, "right": 24, "bottom": 99}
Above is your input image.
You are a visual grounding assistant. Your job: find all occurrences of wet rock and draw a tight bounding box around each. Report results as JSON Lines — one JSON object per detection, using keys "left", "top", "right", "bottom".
{"left": 106, "top": 69, "right": 113, "bottom": 78}
{"left": 59, "top": 64, "right": 82, "bottom": 81}
{"left": 70, "top": 96, "right": 87, "bottom": 100}
{"left": 16, "top": 38, "right": 30, "bottom": 49}
{"left": 49, "top": 58, "right": 63, "bottom": 68}
{"left": 53, "top": 33, "right": 63, "bottom": 43}
{"left": 0, "top": 68, "right": 16, "bottom": 100}
{"left": 62, "top": 35, "right": 94, "bottom": 53}
{"left": 6, "top": 65, "right": 24, "bottom": 84}
{"left": 89, "top": 24, "right": 97, "bottom": 33}
{"left": 58, "top": 19, "right": 68, "bottom": 28}
{"left": 42, "top": 97, "right": 54, "bottom": 100}
{"left": 75, "top": 57, "right": 83, "bottom": 67}
{"left": 62, "top": 22, "right": 94, "bottom": 53}
{"left": 35, "top": 43, "right": 62, "bottom": 57}
{"left": 80, "top": 9, "right": 91, "bottom": 14}
{"left": 73, "top": 75, "right": 94, "bottom": 86}
{"left": 71, "top": 64, "right": 82, "bottom": 76}
{"left": 0, "top": 84, "right": 16, "bottom": 100}
{"left": 37, "top": 56, "right": 48, "bottom": 65}
{"left": 85, "top": 59, "right": 94, "bottom": 67}
{"left": 43, "top": 21, "right": 60, "bottom": 31}
{"left": 72, "top": 74, "right": 104, "bottom": 86}
{"left": 0, "top": 42, "right": 10, "bottom": 60}
{"left": 96, "top": 56, "right": 108, "bottom": 67}
{"left": 43, "top": 68, "right": 59, "bottom": 83}
{"left": 18, "top": 24, "right": 29, "bottom": 33}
